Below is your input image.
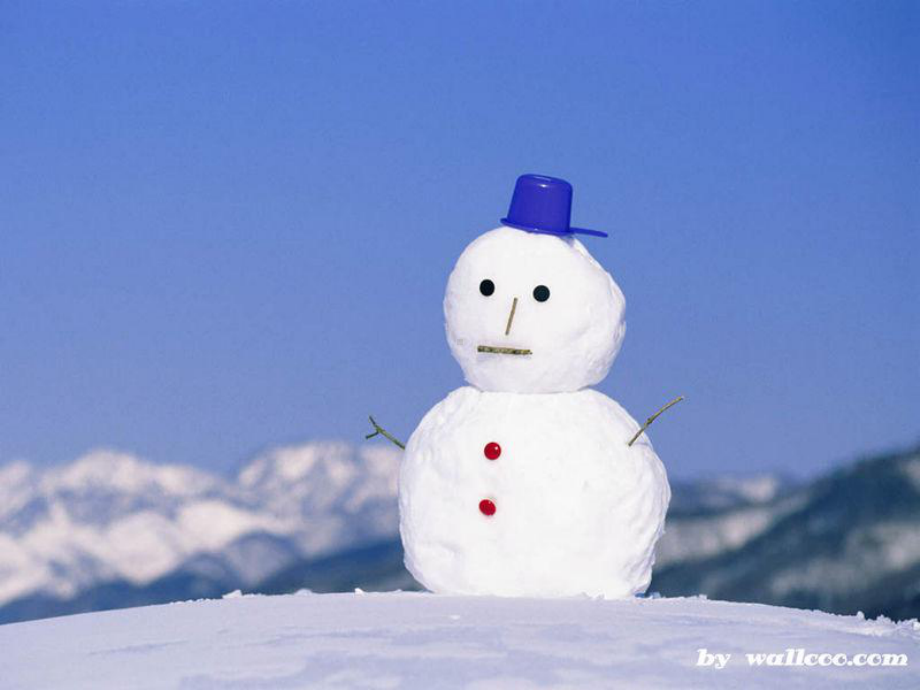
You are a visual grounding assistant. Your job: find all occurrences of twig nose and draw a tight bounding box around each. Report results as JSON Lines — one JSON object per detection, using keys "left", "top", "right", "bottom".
{"left": 505, "top": 297, "right": 518, "bottom": 336}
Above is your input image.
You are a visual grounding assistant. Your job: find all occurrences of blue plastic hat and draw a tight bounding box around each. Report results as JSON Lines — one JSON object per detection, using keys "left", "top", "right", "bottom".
{"left": 501, "top": 174, "right": 607, "bottom": 238}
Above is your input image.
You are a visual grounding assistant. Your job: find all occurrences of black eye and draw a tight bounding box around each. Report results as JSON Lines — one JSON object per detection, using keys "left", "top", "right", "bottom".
{"left": 479, "top": 279, "right": 495, "bottom": 296}
{"left": 533, "top": 285, "right": 550, "bottom": 302}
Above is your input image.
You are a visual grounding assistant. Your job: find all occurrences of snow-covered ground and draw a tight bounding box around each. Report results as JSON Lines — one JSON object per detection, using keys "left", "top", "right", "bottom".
{"left": 0, "top": 593, "right": 916, "bottom": 689}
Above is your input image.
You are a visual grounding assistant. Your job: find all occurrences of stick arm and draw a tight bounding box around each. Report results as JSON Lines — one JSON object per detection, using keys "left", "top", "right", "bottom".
{"left": 627, "top": 396, "right": 685, "bottom": 447}
{"left": 365, "top": 415, "right": 406, "bottom": 450}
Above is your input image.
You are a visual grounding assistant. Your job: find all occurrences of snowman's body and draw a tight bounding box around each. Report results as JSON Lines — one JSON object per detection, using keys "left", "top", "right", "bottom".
{"left": 398, "top": 201, "right": 671, "bottom": 599}
{"left": 400, "top": 386, "right": 668, "bottom": 597}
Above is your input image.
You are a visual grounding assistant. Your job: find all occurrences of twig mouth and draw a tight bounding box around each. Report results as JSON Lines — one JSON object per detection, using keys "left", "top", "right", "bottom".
{"left": 477, "top": 345, "right": 532, "bottom": 356}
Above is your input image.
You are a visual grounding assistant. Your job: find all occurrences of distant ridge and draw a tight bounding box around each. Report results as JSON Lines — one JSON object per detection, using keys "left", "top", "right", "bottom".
{"left": 651, "top": 444, "right": 920, "bottom": 621}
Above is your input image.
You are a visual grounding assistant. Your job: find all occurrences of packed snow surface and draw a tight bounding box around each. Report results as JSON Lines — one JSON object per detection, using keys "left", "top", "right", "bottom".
{"left": 0, "top": 592, "right": 917, "bottom": 689}
{"left": 444, "top": 227, "right": 625, "bottom": 394}
{"left": 401, "top": 387, "right": 668, "bottom": 597}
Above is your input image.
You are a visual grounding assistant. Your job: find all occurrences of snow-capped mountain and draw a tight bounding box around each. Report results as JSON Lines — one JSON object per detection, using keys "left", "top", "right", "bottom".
{"left": 667, "top": 473, "right": 794, "bottom": 514}
{"left": 651, "top": 445, "right": 920, "bottom": 621}
{"left": 0, "top": 442, "right": 400, "bottom": 622}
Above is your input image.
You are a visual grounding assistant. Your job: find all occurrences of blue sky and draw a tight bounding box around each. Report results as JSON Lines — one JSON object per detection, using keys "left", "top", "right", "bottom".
{"left": 2, "top": 1, "right": 917, "bottom": 478}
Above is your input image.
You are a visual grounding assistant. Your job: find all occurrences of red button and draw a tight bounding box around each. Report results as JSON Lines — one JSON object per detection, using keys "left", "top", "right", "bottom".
{"left": 479, "top": 499, "right": 496, "bottom": 516}
{"left": 484, "top": 442, "right": 501, "bottom": 460}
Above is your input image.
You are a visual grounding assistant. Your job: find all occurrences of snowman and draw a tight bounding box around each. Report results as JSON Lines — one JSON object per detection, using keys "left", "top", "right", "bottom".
{"left": 368, "top": 174, "right": 677, "bottom": 598}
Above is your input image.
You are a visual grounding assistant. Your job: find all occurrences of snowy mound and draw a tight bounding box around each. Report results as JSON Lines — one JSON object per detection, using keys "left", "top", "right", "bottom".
{"left": 1, "top": 593, "right": 916, "bottom": 689}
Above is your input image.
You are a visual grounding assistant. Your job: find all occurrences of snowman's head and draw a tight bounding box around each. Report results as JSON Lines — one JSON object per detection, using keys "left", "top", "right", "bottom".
{"left": 444, "top": 226, "right": 626, "bottom": 393}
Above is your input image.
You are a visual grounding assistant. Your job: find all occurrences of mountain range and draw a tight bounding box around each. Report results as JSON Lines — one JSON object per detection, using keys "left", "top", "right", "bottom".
{"left": 0, "top": 442, "right": 401, "bottom": 623}
{"left": 652, "top": 445, "right": 920, "bottom": 621}
{"left": 0, "top": 440, "right": 917, "bottom": 624}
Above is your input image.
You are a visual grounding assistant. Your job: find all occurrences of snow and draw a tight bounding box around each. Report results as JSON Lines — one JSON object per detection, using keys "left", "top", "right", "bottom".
{"left": 655, "top": 494, "right": 807, "bottom": 567}
{"left": 697, "top": 473, "right": 790, "bottom": 506}
{"left": 0, "top": 593, "right": 916, "bottom": 689}
{"left": 0, "top": 461, "right": 34, "bottom": 521}
{"left": 769, "top": 521, "right": 920, "bottom": 598}
{"left": 50, "top": 449, "right": 217, "bottom": 496}
{"left": 401, "top": 387, "right": 668, "bottom": 598}
{"left": 902, "top": 456, "right": 920, "bottom": 491}
{"left": 444, "top": 226, "right": 625, "bottom": 393}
